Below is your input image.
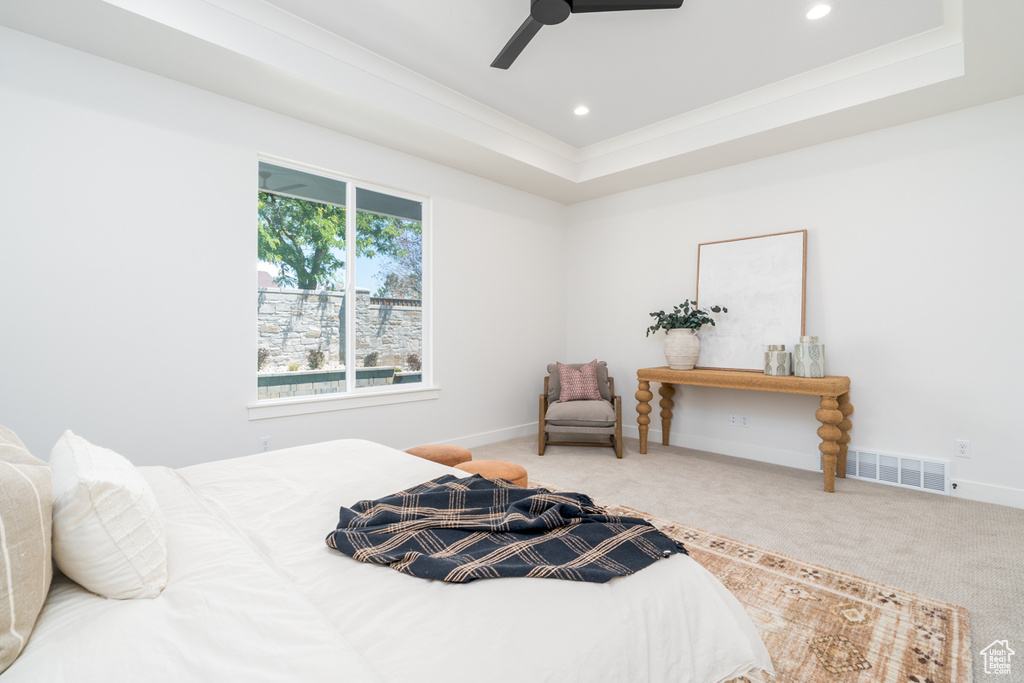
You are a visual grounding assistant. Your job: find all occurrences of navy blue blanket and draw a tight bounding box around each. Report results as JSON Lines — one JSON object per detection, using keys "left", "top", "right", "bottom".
{"left": 325, "top": 474, "right": 686, "bottom": 583}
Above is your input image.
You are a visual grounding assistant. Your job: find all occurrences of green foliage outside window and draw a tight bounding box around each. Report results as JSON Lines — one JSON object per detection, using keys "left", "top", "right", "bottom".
{"left": 258, "top": 192, "right": 421, "bottom": 293}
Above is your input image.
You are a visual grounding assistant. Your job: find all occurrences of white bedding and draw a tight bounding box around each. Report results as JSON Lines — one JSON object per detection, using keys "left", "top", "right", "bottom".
{"left": 8, "top": 439, "right": 772, "bottom": 682}
{"left": 5, "top": 465, "right": 379, "bottom": 682}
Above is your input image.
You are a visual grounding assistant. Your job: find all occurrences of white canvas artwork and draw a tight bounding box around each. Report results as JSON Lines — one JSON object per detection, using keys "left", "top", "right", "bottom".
{"left": 696, "top": 231, "right": 806, "bottom": 371}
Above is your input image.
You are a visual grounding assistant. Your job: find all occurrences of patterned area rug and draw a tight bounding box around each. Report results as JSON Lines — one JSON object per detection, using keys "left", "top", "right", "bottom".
{"left": 599, "top": 499, "right": 973, "bottom": 682}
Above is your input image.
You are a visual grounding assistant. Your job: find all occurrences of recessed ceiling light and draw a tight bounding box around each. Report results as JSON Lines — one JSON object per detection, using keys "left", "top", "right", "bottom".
{"left": 574, "top": 105, "right": 590, "bottom": 116}
{"left": 806, "top": 3, "right": 832, "bottom": 20}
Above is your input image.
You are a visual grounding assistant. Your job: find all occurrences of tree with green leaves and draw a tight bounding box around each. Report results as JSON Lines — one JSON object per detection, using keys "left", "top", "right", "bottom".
{"left": 258, "top": 192, "right": 418, "bottom": 291}
{"left": 373, "top": 221, "right": 422, "bottom": 299}
{"left": 258, "top": 192, "right": 345, "bottom": 290}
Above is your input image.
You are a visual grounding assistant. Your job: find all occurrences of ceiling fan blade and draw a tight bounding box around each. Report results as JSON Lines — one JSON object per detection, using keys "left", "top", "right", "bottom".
{"left": 569, "top": 0, "right": 683, "bottom": 13}
{"left": 259, "top": 183, "right": 306, "bottom": 194}
{"left": 491, "top": 16, "right": 543, "bottom": 69}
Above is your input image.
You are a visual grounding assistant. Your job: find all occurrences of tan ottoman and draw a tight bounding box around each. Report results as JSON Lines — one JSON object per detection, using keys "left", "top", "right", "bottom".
{"left": 405, "top": 444, "right": 472, "bottom": 467}
{"left": 454, "top": 459, "right": 529, "bottom": 488}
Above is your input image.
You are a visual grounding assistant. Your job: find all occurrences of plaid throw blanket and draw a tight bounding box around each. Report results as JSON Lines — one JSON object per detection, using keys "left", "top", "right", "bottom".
{"left": 325, "top": 474, "right": 686, "bottom": 583}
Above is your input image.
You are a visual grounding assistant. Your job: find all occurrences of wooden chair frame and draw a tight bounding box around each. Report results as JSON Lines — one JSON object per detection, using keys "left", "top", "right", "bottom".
{"left": 538, "top": 375, "right": 623, "bottom": 459}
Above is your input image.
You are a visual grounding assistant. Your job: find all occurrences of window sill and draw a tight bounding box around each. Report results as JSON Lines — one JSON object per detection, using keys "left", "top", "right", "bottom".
{"left": 247, "top": 385, "right": 441, "bottom": 420}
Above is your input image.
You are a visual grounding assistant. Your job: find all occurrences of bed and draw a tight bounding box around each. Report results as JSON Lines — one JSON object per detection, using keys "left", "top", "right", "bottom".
{"left": 3, "top": 435, "right": 773, "bottom": 682}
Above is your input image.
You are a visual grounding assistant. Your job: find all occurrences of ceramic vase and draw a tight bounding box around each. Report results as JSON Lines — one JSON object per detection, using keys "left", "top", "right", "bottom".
{"left": 764, "top": 345, "right": 792, "bottom": 376}
{"left": 793, "top": 335, "right": 825, "bottom": 378}
{"left": 664, "top": 328, "right": 700, "bottom": 370}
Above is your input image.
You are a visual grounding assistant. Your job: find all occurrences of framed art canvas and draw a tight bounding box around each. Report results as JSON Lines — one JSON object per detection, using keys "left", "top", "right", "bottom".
{"left": 696, "top": 230, "right": 807, "bottom": 371}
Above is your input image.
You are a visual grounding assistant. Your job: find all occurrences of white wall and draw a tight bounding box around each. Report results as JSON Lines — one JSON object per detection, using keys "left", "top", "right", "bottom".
{"left": 566, "top": 95, "right": 1024, "bottom": 507}
{"left": 0, "top": 29, "right": 566, "bottom": 466}
{"left": 4, "top": 27, "right": 1021, "bottom": 508}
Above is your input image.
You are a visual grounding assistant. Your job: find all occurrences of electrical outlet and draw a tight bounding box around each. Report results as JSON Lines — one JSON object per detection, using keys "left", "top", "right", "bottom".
{"left": 740, "top": 414, "right": 750, "bottom": 428}
{"left": 955, "top": 439, "right": 970, "bottom": 458}
{"left": 729, "top": 413, "right": 739, "bottom": 426}
{"left": 260, "top": 436, "right": 272, "bottom": 452}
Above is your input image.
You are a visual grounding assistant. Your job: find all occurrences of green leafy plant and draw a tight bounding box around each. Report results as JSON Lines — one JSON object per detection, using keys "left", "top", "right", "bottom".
{"left": 287, "top": 362, "right": 301, "bottom": 372}
{"left": 405, "top": 353, "right": 421, "bottom": 371}
{"left": 307, "top": 348, "right": 325, "bottom": 370}
{"left": 646, "top": 299, "right": 727, "bottom": 337}
{"left": 257, "top": 347, "right": 270, "bottom": 371}
{"left": 258, "top": 190, "right": 420, "bottom": 292}
{"left": 362, "top": 351, "right": 379, "bottom": 368}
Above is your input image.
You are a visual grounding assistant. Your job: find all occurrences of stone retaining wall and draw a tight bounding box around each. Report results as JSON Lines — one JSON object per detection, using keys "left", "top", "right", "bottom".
{"left": 256, "top": 368, "right": 399, "bottom": 399}
{"left": 257, "top": 288, "right": 421, "bottom": 373}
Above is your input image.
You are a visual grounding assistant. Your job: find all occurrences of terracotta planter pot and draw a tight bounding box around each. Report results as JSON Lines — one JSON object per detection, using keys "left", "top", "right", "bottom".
{"left": 663, "top": 328, "right": 700, "bottom": 370}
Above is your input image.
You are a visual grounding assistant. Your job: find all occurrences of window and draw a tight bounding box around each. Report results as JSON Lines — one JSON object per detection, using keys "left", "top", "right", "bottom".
{"left": 255, "top": 159, "right": 427, "bottom": 406}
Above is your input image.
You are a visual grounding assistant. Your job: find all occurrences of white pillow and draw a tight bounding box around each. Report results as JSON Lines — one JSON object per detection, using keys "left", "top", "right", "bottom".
{"left": 49, "top": 430, "right": 167, "bottom": 599}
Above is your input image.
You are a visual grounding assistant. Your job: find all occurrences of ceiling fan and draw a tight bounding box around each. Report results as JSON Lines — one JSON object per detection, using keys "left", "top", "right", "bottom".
{"left": 491, "top": 0, "right": 685, "bottom": 70}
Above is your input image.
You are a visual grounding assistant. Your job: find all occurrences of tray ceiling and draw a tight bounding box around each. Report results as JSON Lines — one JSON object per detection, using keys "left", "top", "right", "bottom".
{"left": 2, "top": 0, "right": 1022, "bottom": 203}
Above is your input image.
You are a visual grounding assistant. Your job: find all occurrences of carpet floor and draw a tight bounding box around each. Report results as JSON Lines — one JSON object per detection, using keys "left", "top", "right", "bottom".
{"left": 472, "top": 436, "right": 1024, "bottom": 682}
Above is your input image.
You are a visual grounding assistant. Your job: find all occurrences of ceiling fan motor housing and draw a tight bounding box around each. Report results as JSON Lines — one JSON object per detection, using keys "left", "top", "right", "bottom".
{"left": 493, "top": 0, "right": 685, "bottom": 69}
{"left": 531, "top": 0, "right": 571, "bottom": 25}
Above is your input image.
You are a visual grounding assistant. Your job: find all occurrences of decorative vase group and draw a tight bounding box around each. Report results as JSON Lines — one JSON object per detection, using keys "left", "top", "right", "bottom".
{"left": 664, "top": 328, "right": 700, "bottom": 370}
{"left": 661, "top": 329, "right": 826, "bottom": 375}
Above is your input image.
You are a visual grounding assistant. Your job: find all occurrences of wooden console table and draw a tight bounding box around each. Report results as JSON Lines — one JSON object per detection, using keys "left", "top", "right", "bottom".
{"left": 635, "top": 367, "right": 853, "bottom": 493}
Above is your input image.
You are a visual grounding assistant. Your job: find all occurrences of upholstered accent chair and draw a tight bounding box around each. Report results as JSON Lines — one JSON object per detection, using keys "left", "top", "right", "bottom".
{"left": 538, "top": 361, "right": 623, "bottom": 459}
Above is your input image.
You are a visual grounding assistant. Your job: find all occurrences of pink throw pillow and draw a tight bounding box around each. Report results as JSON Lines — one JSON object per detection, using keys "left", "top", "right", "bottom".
{"left": 557, "top": 360, "right": 602, "bottom": 402}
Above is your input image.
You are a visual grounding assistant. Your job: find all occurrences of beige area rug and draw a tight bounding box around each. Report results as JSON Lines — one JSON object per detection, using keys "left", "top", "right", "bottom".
{"left": 603, "top": 497, "right": 973, "bottom": 682}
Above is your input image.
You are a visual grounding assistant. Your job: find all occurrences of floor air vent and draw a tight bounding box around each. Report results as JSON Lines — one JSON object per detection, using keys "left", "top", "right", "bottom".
{"left": 822, "top": 450, "right": 950, "bottom": 494}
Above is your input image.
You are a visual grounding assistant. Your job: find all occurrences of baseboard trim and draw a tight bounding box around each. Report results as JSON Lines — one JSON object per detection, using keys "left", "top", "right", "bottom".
{"left": 455, "top": 423, "right": 1023, "bottom": 510}
{"left": 622, "top": 424, "right": 820, "bottom": 472}
{"left": 437, "top": 423, "right": 537, "bottom": 450}
{"left": 951, "top": 478, "right": 1024, "bottom": 510}
{"left": 626, "top": 425, "right": 1023, "bottom": 510}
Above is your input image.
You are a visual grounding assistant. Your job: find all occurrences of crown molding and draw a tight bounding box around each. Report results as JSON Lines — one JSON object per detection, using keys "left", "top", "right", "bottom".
{"left": 6, "top": 0, "right": 1019, "bottom": 205}
{"left": 100, "top": 0, "right": 964, "bottom": 185}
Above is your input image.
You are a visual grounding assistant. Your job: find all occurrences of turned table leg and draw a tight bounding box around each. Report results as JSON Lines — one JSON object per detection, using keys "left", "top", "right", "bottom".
{"left": 636, "top": 380, "right": 653, "bottom": 454}
{"left": 658, "top": 383, "right": 675, "bottom": 446}
{"left": 816, "top": 395, "right": 844, "bottom": 493}
{"left": 837, "top": 392, "right": 854, "bottom": 479}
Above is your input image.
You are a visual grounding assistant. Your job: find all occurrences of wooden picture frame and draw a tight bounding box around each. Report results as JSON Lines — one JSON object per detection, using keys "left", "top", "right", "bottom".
{"left": 696, "top": 230, "right": 807, "bottom": 371}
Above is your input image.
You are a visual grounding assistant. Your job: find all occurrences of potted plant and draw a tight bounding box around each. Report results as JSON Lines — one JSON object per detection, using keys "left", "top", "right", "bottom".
{"left": 646, "top": 299, "right": 727, "bottom": 370}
